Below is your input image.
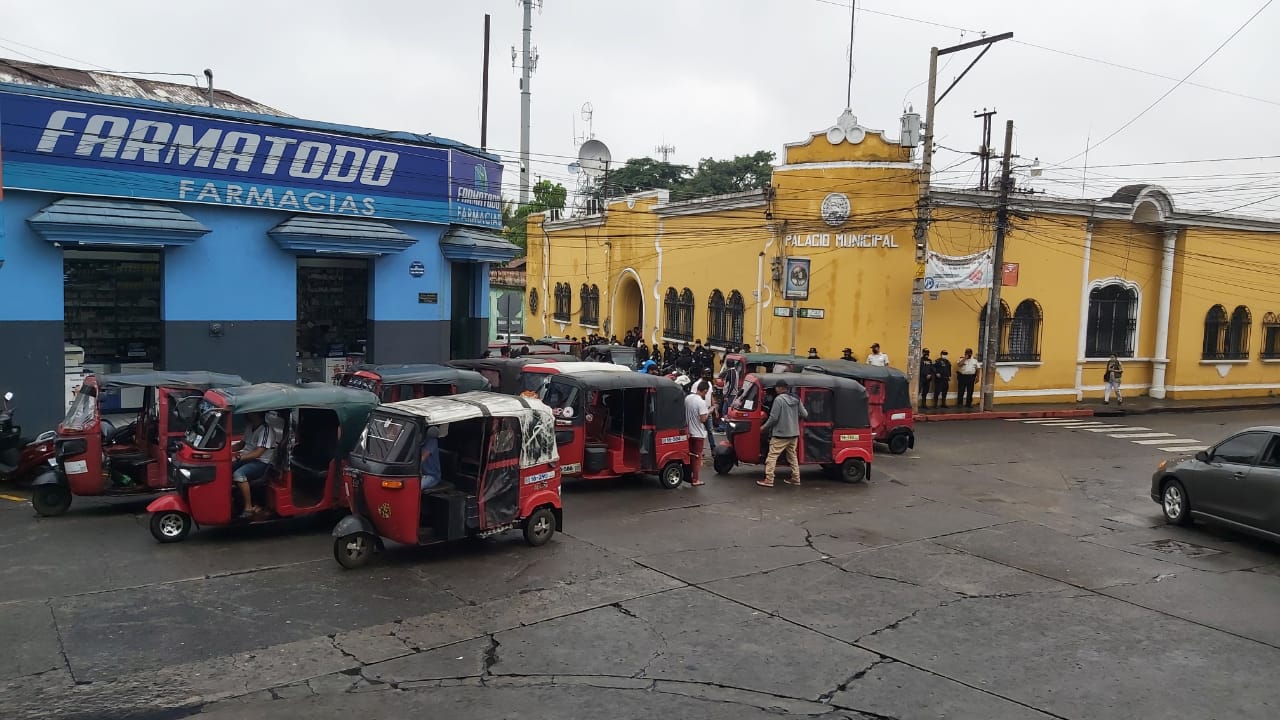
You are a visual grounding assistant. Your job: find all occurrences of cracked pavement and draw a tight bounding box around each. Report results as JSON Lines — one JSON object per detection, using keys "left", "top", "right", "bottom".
{"left": 3, "top": 409, "right": 1280, "bottom": 718}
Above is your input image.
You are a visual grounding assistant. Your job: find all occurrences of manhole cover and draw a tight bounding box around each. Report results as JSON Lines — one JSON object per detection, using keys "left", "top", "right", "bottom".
{"left": 1134, "top": 538, "right": 1225, "bottom": 559}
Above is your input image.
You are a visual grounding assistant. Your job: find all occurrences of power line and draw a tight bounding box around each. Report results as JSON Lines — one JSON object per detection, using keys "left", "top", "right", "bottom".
{"left": 1053, "top": 0, "right": 1275, "bottom": 167}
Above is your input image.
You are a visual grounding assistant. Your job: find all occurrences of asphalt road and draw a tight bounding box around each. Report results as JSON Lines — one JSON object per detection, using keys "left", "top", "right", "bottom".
{"left": 3, "top": 408, "right": 1280, "bottom": 719}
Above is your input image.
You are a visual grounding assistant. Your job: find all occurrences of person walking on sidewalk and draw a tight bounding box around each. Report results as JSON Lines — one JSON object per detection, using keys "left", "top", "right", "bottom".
{"left": 684, "top": 380, "right": 711, "bottom": 486}
{"left": 758, "top": 380, "right": 808, "bottom": 488}
{"left": 956, "top": 348, "right": 980, "bottom": 408}
{"left": 932, "top": 351, "right": 953, "bottom": 408}
{"left": 918, "top": 349, "right": 934, "bottom": 408}
{"left": 1103, "top": 354, "right": 1124, "bottom": 406}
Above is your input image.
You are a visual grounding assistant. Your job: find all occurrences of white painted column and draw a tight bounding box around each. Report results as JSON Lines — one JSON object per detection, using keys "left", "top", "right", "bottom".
{"left": 1150, "top": 228, "right": 1177, "bottom": 399}
{"left": 1073, "top": 221, "right": 1094, "bottom": 401}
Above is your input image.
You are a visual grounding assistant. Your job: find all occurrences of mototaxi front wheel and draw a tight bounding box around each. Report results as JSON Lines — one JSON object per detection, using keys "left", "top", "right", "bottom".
{"left": 32, "top": 485, "right": 72, "bottom": 517}
{"left": 334, "top": 532, "right": 376, "bottom": 569}
{"left": 150, "top": 511, "right": 192, "bottom": 543}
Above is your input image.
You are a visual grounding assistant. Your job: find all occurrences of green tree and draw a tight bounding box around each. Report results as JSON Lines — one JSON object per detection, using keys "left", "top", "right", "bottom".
{"left": 606, "top": 157, "right": 691, "bottom": 195}
{"left": 503, "top": 180, "right": 567, "bottom": 254}
{"left": 675, "top": 150, "right": 776, "bottom": 199}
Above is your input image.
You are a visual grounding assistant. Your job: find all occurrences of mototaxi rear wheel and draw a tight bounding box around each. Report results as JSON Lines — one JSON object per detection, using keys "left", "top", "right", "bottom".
{"left": 658, "top": 461, "right": 685, "bottom": 489}
{"left": 523, "top": 507, "right": 556, "bottom": 547}
{"left": 840, "top": 458, "right": 868, "bottom": 483}
{"left": 887, "top": 432, "right": 911, "bottom": 455}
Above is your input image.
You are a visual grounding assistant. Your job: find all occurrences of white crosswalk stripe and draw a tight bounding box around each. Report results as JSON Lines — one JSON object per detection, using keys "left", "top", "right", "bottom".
{"left": 1008, "top": 417, "right": 1207, "bottom": 454}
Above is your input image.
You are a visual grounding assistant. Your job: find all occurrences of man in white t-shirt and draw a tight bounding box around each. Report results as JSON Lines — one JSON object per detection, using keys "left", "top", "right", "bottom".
{"left": 866, "top": 343, "right": 890, "bottom": 367}
{"left": 683, "top": 381, "right": 710, "bottom": 486}
{"left": 956, "top": 347, "right": 981, "bottom": 408}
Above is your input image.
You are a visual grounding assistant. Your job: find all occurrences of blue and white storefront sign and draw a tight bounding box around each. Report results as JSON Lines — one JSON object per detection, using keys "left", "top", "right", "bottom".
{"left": 0, "top": 87, "right": 503, "bottom": 228}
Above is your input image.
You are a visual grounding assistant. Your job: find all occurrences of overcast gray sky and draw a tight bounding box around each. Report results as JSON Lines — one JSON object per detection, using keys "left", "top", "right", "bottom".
{"left": 3, "top": 0, "right": 1278, "bottom": 215}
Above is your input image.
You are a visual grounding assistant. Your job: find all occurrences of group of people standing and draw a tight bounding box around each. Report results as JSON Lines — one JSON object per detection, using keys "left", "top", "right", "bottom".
{"left": 917, "top": 348, "right": 982, "bottom": 409}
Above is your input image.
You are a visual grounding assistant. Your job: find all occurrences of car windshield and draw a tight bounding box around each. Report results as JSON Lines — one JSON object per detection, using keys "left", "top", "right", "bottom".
{"left": 62, "top": 384, "right": 97, "bottom": 430}
{"left": 186, "top": 408, "right": 227, "bottom": 449}
{"left": 539, "top": 380, "right": 577, "bottom": 410}
{"left": 354, "top": 414, "right": 419, "bottom": 464}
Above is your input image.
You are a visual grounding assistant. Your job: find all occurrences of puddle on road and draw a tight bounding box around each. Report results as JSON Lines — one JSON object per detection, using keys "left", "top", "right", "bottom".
{"left": 1133, "top": 538, "right": 1225, "bottom": 559}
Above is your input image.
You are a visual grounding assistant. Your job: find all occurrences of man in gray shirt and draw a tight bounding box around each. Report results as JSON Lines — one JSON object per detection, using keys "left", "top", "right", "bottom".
{"left": 758, "top": 380, "right": 808, "bottom": 488}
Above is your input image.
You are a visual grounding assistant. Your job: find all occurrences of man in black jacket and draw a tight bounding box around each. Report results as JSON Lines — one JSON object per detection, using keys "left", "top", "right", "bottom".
{"left": 932, "top": 350, "right": 952, "bottom": 408}
{"left": 918, "top": 349, "right": 934, "bottom": 407}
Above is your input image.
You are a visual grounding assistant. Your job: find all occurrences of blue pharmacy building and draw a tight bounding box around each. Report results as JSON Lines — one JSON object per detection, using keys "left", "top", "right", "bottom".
{"left": 0, "top": 70, "right": 517, "bottom": 431}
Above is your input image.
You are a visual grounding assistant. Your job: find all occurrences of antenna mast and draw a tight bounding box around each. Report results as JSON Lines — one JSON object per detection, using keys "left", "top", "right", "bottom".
{"left": 655, "top": 143, "right": 676, "bottom": 162}
{"left": 514, "top": 0, "right": 541, "bottom": 205}
{"left": 845, "top": 0, "right": 856, "bottom": 109}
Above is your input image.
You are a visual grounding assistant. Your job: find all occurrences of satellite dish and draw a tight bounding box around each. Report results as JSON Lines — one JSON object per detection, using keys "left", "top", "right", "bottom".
{"left": 578, "top": 139, "right": 612, "bottom": 179}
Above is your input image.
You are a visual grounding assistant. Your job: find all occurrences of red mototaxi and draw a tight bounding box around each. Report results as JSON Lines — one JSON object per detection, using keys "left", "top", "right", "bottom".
{"left": 338, "top": 364, "right": 491, "bottom": 401}
{"left": 331, "top": 392, "right": 563, "bottom": 568}
{"left": 538, "top": 370, "right": 691, "bottom": 489}
{"left": 713, "top": 372, "right": 874, "bottom": 482}
{"left": 783, "top": 359, "right": 916, "bottom": 454}
{"left": 31, "top": 371, "right": 247, "bottom": 517}
{"left": 145, "top": 383, "right": 379, "bottom": 542}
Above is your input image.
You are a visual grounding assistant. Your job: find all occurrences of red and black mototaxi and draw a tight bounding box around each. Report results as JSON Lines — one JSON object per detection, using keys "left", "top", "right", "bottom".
{"left": 30, "top": 371, "right": 247, "bottom": 516}
{"left": 146, "top": 383, "right": 379, "bottom": 542}
{"left": 0, "top": 391, "right": 56, "bottom": 485}
{"left": 713, "top": 373, "right": 875, "bottom": 483}
{"left": 332, "top": 392, "right": 564, "bottom": 568}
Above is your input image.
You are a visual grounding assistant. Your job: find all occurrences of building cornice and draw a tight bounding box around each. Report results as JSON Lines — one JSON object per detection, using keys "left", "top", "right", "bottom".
{"left": 653, "top": 188, "right": 768, "bottom": 217}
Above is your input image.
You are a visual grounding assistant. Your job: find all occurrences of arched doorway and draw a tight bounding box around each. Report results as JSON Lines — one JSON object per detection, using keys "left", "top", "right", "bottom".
{"left": 611, "top": 269, "right": 644, "bottom": 339}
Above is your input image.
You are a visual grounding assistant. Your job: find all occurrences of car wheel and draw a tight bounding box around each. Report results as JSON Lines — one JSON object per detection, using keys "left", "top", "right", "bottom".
{"left": 31, "top": 485, "right": 72, "bottom": 517}
{"left": 334, "top": 532, "right": 376, "bottom": 569}
{"left": 841, "top": 458, "right": 868, "bottom": 483}
{"left": 658, "top": 461, "right": 685, "bottom": 489}
{"left": 887, "top": 432, "right": 911, "bottom": 455}
{"left": 523, "top": 507, "right": 556, "bottom": 547}
{"left": 1161, "top": 479, "right": 1191, "bottom": 526}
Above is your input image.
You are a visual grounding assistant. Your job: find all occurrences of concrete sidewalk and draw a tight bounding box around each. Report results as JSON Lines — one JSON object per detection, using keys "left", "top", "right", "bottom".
{"left": 917, "top": 394, "right": 1280, "bottom": 422}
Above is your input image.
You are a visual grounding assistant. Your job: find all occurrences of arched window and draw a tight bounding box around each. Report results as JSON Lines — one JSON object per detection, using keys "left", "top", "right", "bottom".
{"left": 1262, "top": 312, "right": 1280, "bottom": 359}
{"left": 578, "top": 284, "right": 600, "bottom": 326}
{"left": 1226, "top": 305, "right": 1251, "bottom": 359}
{"left": 663, "top": 287, "right": 682, "bottom": 339}
{"left": 677, "top": 288, "right": 695, "bottom": 341}
{"left": 1008, "top": 299, "right": 1043, "bottom": 362}
{"left": 553, "top": 283, "right": 571, "bottom": 322}
{"left": 707, "top": 290, "right": 727, "bottom": 346}
{"left": 727, "top": 290, "right": 746, "bottom": 346}
{"left": 977, "top": 300, "right": 1011, "bottom": 361}
{"left": 1202, "top": 304, "right": 1228, "bottom": 360}
{"left": 1086, "top": 283, "right": 1137, "bottom": 358}
{"left": 588, "top": 285, "right": 600, "bottom": 326}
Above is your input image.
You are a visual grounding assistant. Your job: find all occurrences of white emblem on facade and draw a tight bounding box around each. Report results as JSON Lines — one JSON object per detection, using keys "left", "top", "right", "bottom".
{"left": 821, "top": 193, "right": 851, "bottom": 227}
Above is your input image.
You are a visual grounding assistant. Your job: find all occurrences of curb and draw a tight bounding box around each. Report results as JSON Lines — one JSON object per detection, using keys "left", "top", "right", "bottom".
{"left": 1096, "top": 400, "right": 1280, "bottom": 417}
{"left": 917, "top": 409, "right": 1093, "bottom": 422}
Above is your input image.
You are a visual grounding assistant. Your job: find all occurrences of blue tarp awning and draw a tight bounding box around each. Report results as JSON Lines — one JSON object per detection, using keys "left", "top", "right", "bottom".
{"left": 440, "top": 224, "right": 519, "bottom": 263}
{"left": 268, "top": 215, "right": 416, "bottom": 255}
{"left": 27, "top": 198, "right": 210, "bottom": 247}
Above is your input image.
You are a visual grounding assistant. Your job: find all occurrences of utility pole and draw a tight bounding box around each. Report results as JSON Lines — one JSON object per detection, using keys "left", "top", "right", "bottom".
{"left": 972, "top": 108, "right": 997, "bottom": 190}
{"left": 905, "top": 32, "right": 1011, "bottom": 413}
{"left": 481, "top": 14, "right": 491, "bottom": 151}
{"left": 980, "top": 119, "right": 1015, "bottom": 412}
{"left": 517, "top": 0, "right": 538, "bottom": 206}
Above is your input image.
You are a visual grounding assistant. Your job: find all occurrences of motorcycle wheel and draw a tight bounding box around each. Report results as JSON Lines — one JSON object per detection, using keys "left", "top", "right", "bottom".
{"left": 32, "top": 485, "right": 72, "bottom": 517}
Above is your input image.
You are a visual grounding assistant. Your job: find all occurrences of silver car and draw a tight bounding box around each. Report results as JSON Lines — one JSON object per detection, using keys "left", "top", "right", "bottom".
{"left": 1151, "top": 426, "right": 1280, "bottom": 541}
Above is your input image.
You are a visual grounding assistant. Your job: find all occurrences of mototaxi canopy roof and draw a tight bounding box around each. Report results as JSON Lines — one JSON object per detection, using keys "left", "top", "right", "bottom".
{"left": 448, "top": 357, "right": 579, "bottom": 394}
{"left": 352, "top": 364, "right": 490, "bottom": 392}
{"left": 749, "top": 372, "right": 870, "bottom": 429}
{"left": 377, "top": 391, "right": 558, "bottom": 469}
{"left": 543, "top": 370, "right": 687, "bottom": 430}
{"left": 791, "top": 360, "right": 912, "bottom": 411}
{"left": 99, "top": 371, "right": 247, "bottom": 389}
{"left": 209, "top": 383, "right": 380, "bottom": 457}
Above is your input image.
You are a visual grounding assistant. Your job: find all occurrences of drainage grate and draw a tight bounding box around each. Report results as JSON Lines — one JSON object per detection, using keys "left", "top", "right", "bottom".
{"left": 1134, "top": 538, "right": 1225, "bottom": 559}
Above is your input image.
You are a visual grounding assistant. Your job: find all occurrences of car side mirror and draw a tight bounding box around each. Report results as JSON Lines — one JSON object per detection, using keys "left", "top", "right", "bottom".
{"left": 2, "top": 391, "right": 12, "bottom": 402}
{"left": 1195, "top": 450, "right": 1210, "bottom": 463}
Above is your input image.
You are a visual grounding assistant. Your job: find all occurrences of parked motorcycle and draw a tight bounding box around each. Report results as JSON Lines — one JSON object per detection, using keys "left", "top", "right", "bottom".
{"left": 0, "top": 392, "right": 57, "bottom": 485}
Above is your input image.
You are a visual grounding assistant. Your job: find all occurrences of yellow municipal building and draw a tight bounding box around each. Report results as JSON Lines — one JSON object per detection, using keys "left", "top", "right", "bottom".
{"left": 524, "top": 111, "right": 1280, "bottom": 404}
